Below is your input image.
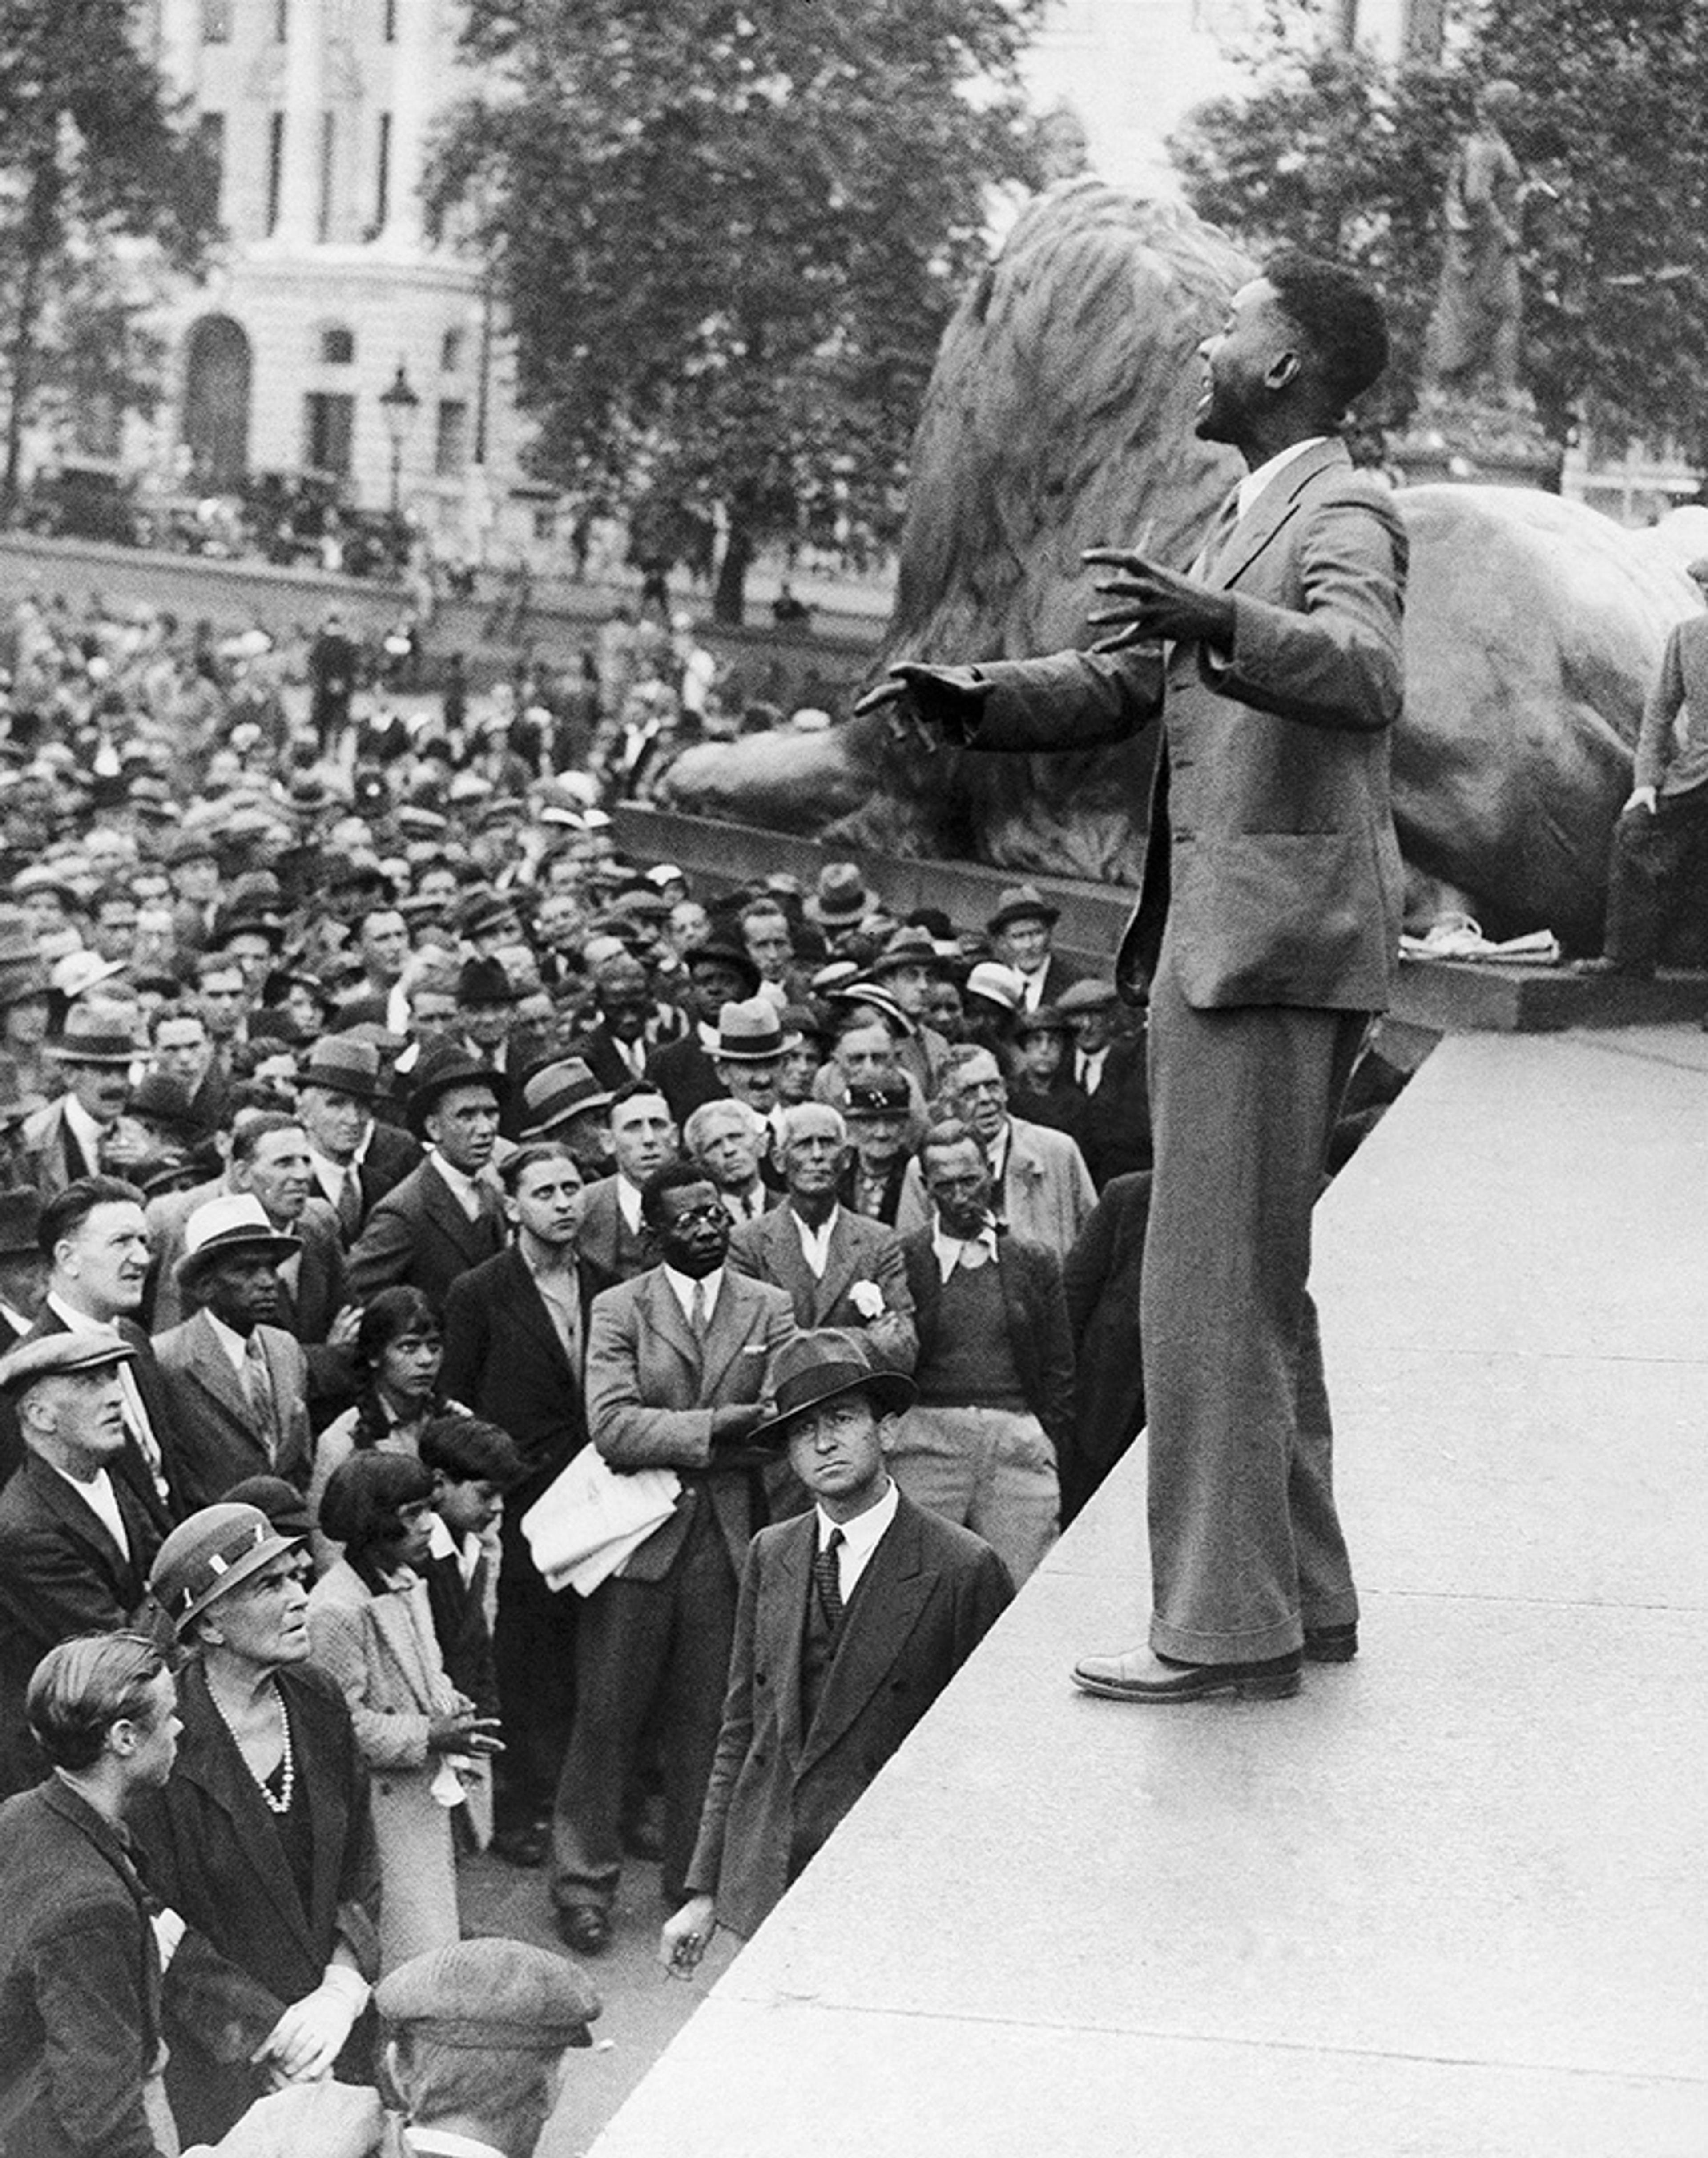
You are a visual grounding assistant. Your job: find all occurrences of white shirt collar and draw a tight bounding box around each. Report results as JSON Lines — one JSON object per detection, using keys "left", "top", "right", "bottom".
{"left": 61, "top": 1093, "right": 113, "bottom": 1161}
{"left": 204, "top": 1310, "right": 251, "bottom": 1374}
{"left": 45, "top": 1458, "right": 128, "bottom": 1559}
{"left": 817, "top": 1475, "right": 898, "bottom": 1597}
{"left": 615, "top": 1174, "right": 645, "bottom": 1234}
{"left": 791, "top": 1203, "right": 839, "bottom": 1277}
{"left": 1237, "top": 435, "right": 1329, "bottom": 522}
{"left": 931, "top": 1218, "right": 1000, "bottom": 1282}
{"left": 662, "top": 1263, "right": 722, "bottom": 1327}
{"left": 402, "top": 2130, "right": 505, "bottom": 2158}
{"left": 430, "top": 1149, "right": 489, "bottom": 1217}
{"left": 427, "top": 1509, "right": 481, "bottom": 1586}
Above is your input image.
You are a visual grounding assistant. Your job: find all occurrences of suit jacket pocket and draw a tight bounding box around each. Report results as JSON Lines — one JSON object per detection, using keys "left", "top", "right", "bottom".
{"left": 1171, "top": 831, "right": 1385, "bottom": 1008}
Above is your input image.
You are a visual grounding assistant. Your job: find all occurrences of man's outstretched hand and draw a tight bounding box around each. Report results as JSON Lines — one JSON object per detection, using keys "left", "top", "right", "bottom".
{"left": 1082, "top": 548, "right": 1235, "bottom": 655}
{"left": 852, "top": 662, "right": 993, "bottom": 754}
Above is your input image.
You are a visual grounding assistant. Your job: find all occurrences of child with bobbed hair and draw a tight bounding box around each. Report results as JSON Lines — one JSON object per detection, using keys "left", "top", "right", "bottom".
{"left": 308, "top": 1451, "right": 503, "bottom": 1971}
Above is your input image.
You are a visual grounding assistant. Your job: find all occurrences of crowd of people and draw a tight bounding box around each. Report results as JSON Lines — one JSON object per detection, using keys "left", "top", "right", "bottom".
{"left": 0, "top": 580, "right": 1194, "bottom": 2157}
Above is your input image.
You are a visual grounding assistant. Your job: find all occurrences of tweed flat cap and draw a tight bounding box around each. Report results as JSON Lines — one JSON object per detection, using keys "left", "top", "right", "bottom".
{"left": 375, "top": 1937, "right": 601, "bottom": 2051}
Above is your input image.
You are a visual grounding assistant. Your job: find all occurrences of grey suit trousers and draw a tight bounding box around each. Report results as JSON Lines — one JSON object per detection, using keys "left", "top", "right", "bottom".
{"left": 1142, "top": 936, "right": 1364, "bottom": 1662}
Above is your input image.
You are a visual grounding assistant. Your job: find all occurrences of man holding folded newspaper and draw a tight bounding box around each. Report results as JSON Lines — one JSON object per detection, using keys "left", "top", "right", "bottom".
{"left": 547, "top": 1158, "right": 795, "bottom": 1958}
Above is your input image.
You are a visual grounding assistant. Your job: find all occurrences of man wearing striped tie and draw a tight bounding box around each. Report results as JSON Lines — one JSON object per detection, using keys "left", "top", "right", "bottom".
{"left": 660, "top": 1328, "right": 1011, "bottom": 1971}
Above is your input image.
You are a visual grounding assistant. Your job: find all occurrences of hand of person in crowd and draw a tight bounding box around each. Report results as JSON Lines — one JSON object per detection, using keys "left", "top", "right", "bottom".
{"left": 427, "top": 1707, "right": 504, "bottom": 1756}
{"left": 99, "top": 1123, "right": 150, "bottom": 1170}
{"left": 709, "top": 1402, "right": 766, "bottom": 1446}
{"left": 852, "top": 662, "right": 992, "bottom": 752}
{"left": 251, "top": 1966, "right": 367, "bottom": 2082}
{"left": 659, "top": 1894, "right": 717, "bottom": 1977}
{"left": 1623, "top": 783, "right": 1658, "bottom": 815}
{"left": 1083, "top": 547, "right": 1236, "bottom": 653}
{"left": 326, "top": 1303, "right": 363, "bottom": 1350}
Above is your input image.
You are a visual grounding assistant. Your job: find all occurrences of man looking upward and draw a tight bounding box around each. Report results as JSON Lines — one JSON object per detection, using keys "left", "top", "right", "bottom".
{"left": 862, "top": 253, "right": 1405, "bottom": 1704}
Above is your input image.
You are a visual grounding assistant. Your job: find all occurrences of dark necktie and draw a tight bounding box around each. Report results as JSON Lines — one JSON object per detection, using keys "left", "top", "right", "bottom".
{"left": 336, "top": 1165, "right": 362, "bottom": 1240}
{"left": 813, "top": 1528, "right": 845, "bottom": 1629}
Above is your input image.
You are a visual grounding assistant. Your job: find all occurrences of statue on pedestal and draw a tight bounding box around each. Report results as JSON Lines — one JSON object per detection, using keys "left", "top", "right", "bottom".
{"left": 1427, "top": 79, "right": 1527, "bottom": 406}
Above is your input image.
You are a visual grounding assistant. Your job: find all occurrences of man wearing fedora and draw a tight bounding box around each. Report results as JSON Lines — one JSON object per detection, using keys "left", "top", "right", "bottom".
{"left": 0, "top": 1332, "right": 163, "bottom": 1795}
{"left": 454, "top": 956, "right": 524, "bottom": 1138}
{"left": 660, "top": 1330, "right": 1011, "bottom": 1967}
{"left": 153, "top": 1194, "right": 314, "bottom": 1511}
{"left": 348, "top": 1043, "right": 506, "bottom": 1311}
{"left": 296, "top": 1035, "right": 422, "bottom": 1243}
{"left": 17, "top": 999, "right": 152, "bottom": 1199}
{"left": 551, "top": 1159, "right": 796, "bottom": 1955}
{"left": 513, "top": 1059, "right": 614, "bottom": 1182}
{"left": 648, "top": 940, "right": 761, "bottom": 1125}
{"left": 986, "top": 883, "right": 1085, "bottom": 1014}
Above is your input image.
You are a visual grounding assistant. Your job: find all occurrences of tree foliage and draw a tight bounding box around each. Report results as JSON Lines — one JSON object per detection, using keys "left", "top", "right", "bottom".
{"left": 428, "top": 0, "right": 1045, "bottom": 618}
{"left": 1170, "top": 0, "right": 1708, "bottom": 463}
{"left": 0, "top": 0, "right": 219, "bottom": 509}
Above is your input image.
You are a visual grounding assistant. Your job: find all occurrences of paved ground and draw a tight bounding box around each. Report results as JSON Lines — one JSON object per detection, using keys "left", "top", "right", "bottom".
{"left": 581, "top": 1022, "right": 1708, "bottom": 2156}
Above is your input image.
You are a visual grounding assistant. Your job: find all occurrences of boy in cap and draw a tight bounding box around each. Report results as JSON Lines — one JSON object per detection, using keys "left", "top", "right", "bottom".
{"left": 661, "top": 1329, "right": 1011, "bottom": 1969}
{"left": 376, "top": 1936, "right": 600, "bottom": 2158}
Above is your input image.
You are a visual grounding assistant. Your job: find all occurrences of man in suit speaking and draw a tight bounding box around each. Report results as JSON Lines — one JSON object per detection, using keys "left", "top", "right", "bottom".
{"left": 661, "top": 1330, "right": 1011, "bottom": 1965}
{"left": 860, "top": 252, "right": 1406, "bottom": 1704}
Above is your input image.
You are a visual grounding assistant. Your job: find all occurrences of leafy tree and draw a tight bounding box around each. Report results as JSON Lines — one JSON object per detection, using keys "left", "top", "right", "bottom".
{"left": 429, "top": 0, "right": 1044, "bottom": 621}
{"left": 1169, "top": 0, "right": 1708, "bottom": 465}
{"left": 0, "top": 0, "right": 219, "bottom": 516}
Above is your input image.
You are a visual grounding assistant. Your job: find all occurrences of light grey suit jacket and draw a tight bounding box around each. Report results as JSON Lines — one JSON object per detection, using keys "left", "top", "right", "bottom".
{"left": 152, "top": 1308, "right": 313, "bottom": 1511}
{"left": 966, "top": 437, "right": 1407, "bottom": 1012}
{"left": 894, "top": 1113, "right": 1096, "bottom": 1259}
{"left": 725, "top": 1203, "right": 917, "bottom": 1371}
{"left": 585, "top": 1265, "right": 796, "bottom": 1579}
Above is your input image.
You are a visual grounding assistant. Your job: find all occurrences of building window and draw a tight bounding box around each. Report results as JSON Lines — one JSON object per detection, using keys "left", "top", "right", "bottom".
{"left": 434, "top": 400, "right": 469, "bottom": 477}
{"left": 196, "top": 113, "right": 226, "bottom": 222}
{"left": 320, "top": 326, "right": 355, "bottom": 366}
{"left": 383, "top": 0, "right": 398, "bottom": 40}
{"left": 374, "top": 113, "right": 392, "bottom": 234}
{"left": 265, "top": 113, "right": 286, "bottom": 235}
{"left": 201, "top": 0, "right": 232, "bottom": 40}
{"left": 275, "top": 0, "right": 290, "bottom": 39}
{"left": 440, "top": 327, "right": 465, "bottom": 375}
{"left": 72, "top": 395, "right": 124, "bottom": 462}
{"left": 304, "top": 392, "right": 355, "bottom": 479}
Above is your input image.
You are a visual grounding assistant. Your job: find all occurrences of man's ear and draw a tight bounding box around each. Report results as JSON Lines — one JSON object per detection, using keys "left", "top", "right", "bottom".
{"left": 1265, "top": 346, "right": 1302, "bottom": 392}
{"left": 430, "top": 1469, "right": 449, "bottom": 1503}
{"left": 875, "top": 1412, "right": 900, "bottom": 1457}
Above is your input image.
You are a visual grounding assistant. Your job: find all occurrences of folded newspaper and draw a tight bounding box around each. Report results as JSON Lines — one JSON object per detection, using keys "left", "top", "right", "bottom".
{"left": 1399, "top": 920, "right": 1562, "bottom": 966}
{"left": 521, "top": 1448, "right": 681, "bottom": 1597}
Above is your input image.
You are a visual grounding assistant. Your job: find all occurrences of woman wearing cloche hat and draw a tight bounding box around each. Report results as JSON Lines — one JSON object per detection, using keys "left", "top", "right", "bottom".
{"left": 130, "top": 1502, "right": 379, "bottom": 2145}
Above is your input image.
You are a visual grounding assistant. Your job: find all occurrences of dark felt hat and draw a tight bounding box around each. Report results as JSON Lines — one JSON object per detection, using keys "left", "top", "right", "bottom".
{"left": 754, "top": 1327, "right": 917, "bottom": 1442}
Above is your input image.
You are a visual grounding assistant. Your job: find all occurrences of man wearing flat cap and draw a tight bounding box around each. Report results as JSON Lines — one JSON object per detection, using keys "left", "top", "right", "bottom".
{"left": 152, "top": 1195, "right": 314, "bottom": 1511}
{"left": 661, "top": 1330, "right": 1011, "bottom": 1968}
{"left": 376, "top": 1936, "right": 600, "bottom": 2157}
{"left": 0, "top": 1330, "right": 158, "bottom": 1794}
{"left": 1585, "top": 556, "right": 1708, "bottom": 978}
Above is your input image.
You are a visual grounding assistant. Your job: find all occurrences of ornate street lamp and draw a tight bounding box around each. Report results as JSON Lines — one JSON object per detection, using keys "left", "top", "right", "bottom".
{"left": 378, "top": 359, "right": 420, "bottom": 524}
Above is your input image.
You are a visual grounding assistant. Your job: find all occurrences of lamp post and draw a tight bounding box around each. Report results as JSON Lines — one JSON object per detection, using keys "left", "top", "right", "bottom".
{"left": 378, "top": 359, "right": 420, "bottom": 541}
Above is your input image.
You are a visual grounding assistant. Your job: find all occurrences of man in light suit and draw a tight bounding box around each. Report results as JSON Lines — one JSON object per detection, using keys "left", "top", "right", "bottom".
{"left": 727, "top": 1102, "right": 916, "bottom": 1371}
{"left": 895, "top": 1044, "right": 1096, "bottom": 1261}
{"left": 660, "top": 1331, "right": 1011, "bottom": 1964}
{"left": 550, "top": 1161, "right": 795, "bottom": 1956}
{"left": 152, "top": 1194, "right": 314, "bottom": 1510}
{"left": 862, "top": 251, "right": 1405, "bottom": 1702}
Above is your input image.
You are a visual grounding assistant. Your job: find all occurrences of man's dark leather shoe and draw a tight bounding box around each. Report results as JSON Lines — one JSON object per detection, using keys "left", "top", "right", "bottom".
{"left": 491, "top": 1821, "right": 550, "bottom": 1868}
{"left": 555, "top": 1904, "right": 612, "bottom": 1955}
{"left": 1304, "top": 1623, "right": 1358, "bottom": 1663}
{"left": 1071, "top": 1647, "right": 1302, "bottom": 1702}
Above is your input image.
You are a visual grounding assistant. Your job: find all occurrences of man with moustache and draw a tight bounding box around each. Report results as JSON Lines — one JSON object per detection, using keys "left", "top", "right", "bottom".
{"left": 862, "top": 252, "right": 1404, "bottom": 1703}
